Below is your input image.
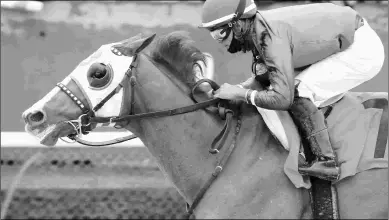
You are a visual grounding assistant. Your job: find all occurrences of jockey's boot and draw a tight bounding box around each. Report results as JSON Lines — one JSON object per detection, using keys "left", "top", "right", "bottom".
{"left": 289, "top": 95, "right": 340, "bottom": 182}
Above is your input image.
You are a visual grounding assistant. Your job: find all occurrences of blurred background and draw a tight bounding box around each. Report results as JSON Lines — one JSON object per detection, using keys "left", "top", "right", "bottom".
{"left": 1, "top": 0, "right": 387, "bottom": 219}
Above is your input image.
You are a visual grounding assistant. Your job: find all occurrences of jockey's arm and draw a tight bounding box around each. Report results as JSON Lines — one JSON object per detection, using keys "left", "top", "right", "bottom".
{"left": 248, "top": 32, "right": 295, "bottom": 111}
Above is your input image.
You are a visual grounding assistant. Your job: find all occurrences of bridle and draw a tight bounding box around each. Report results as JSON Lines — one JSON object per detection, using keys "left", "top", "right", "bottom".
{"left": 53, "top": 37, "right": 243, "bottom": 218}
{"left": 56, "top": 57, "right": 227, "bottom": 148}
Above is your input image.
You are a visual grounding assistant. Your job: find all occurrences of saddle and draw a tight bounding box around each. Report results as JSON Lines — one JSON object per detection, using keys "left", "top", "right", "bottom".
{"left": 255, "top": 91, "right": 388, "bottom": 219}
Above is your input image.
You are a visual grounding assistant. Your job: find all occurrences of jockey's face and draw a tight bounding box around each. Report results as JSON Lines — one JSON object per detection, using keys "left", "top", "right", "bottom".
{"left": 210, "top": 28, "right": 233, "bottom": 50}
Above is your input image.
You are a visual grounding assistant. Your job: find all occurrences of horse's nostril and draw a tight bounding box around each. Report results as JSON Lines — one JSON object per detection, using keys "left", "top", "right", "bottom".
{"left": 23, "top": 113, "right": 30, "bottom": 124}
{"left": 29, "top": 111, "right": 45, "bottom": 123}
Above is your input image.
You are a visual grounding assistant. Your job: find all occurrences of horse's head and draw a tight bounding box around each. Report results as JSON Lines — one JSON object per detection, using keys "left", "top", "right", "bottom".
{"left": 22, "top": 33, "right": 156, "bottom": 146}
{"left": 22, "top": 31, "right": 215, "bottom": 147}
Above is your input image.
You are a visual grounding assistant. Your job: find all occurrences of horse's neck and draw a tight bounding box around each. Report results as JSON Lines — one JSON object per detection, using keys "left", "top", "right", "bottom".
{"left": 127, "top": 86, "right": 226, "bottom": 203}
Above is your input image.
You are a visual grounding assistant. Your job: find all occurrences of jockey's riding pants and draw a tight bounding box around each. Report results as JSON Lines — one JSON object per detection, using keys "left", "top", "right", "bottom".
{"left": 295, "top": 19, "right": 385, "bottom": 108}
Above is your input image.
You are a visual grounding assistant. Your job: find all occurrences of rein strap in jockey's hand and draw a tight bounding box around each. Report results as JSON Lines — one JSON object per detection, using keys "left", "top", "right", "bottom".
{"left": 90, "top": 98, "right": 221, "bottom": 124}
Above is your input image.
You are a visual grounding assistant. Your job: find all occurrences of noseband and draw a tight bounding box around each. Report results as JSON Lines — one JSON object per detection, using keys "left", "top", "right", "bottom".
{"left": 56, "top": 45, "right": 242, "bottom": 219}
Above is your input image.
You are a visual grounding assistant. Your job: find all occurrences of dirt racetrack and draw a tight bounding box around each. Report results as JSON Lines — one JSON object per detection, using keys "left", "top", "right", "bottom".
{"left": 1, "top": 147, "right": 188, "bottom": 219}
{"left": 0, "top": 188, "right": 187, "bottom": 219}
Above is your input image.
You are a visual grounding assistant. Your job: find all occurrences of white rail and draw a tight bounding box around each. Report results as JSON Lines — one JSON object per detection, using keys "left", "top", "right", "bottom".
{"left": 1, "top": 1, "right": 44, "bottom": 12}
{"left": 1, "top": 132, "right": 144, "bottom": 148}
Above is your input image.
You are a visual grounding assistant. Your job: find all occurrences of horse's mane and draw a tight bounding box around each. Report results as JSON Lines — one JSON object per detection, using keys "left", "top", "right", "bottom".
{"left": 149, "top": 31, "right": 207, "bottom": 87}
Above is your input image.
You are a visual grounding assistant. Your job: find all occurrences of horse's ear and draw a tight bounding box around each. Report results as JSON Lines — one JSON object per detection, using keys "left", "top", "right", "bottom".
{"left": 118, "top": 33, "right": 143, "bottom": 44}
{"left": 113, "top": 33, "right": 156, "bottom": 56}
{"left": 134, "top": 33, "right": 156, "bottom": 54}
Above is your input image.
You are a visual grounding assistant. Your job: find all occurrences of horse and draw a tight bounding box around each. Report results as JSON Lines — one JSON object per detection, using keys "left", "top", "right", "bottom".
{"left": 21, "top": 31, "right": 388, "bottom": 219}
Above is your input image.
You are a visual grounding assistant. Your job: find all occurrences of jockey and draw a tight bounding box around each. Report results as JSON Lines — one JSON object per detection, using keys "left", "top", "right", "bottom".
{"left": 199, "top": 0, "right": 385, "bottom": 181}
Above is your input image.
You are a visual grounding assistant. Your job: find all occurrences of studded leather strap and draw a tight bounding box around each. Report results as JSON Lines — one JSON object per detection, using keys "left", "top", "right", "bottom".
{"left": 57, "top": 82, "right": 90, "bottom": 114}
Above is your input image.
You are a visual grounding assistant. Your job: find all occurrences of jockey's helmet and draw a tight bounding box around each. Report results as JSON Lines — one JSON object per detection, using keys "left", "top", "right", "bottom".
{"left": 199, "top": 0, "right": 257, "bottom": 31}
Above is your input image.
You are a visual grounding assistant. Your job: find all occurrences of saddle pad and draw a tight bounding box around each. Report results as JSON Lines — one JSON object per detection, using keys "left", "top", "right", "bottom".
{"left": 327, "top": 92, "right": 388, "bottom": 182}
{"left": 256, "top": 91, "right": 388, "bottom": 188}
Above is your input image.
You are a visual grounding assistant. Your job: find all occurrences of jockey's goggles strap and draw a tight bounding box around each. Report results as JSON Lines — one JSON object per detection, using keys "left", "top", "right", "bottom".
{"left": 210, "top": 27, "right": 232, "bottom": 42}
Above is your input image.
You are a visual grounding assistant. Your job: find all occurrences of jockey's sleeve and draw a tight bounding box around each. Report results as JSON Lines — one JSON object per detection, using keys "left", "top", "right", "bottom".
{"left": 239, "top": 76, "right": 256, "bottom": 89}
{"left": 251, "top": 31, "right": 294, "bottom": 110}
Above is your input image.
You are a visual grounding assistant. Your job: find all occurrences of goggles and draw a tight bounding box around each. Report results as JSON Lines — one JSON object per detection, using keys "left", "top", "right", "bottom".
{"left": 210, "top": 27, "right": 232, "bottom": 42}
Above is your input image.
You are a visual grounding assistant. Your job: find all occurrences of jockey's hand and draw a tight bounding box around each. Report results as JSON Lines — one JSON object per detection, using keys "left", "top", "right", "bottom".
{"left": 213, "top": 83, "right": 246, "bottom": 101}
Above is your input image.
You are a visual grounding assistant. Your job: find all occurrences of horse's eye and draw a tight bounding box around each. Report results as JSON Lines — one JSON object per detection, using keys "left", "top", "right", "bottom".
{"left": 93, "top": 65, "right": 107, "bottom": 79}
{"left": 87, "top": 63, "right": 112, "bottom": 89}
